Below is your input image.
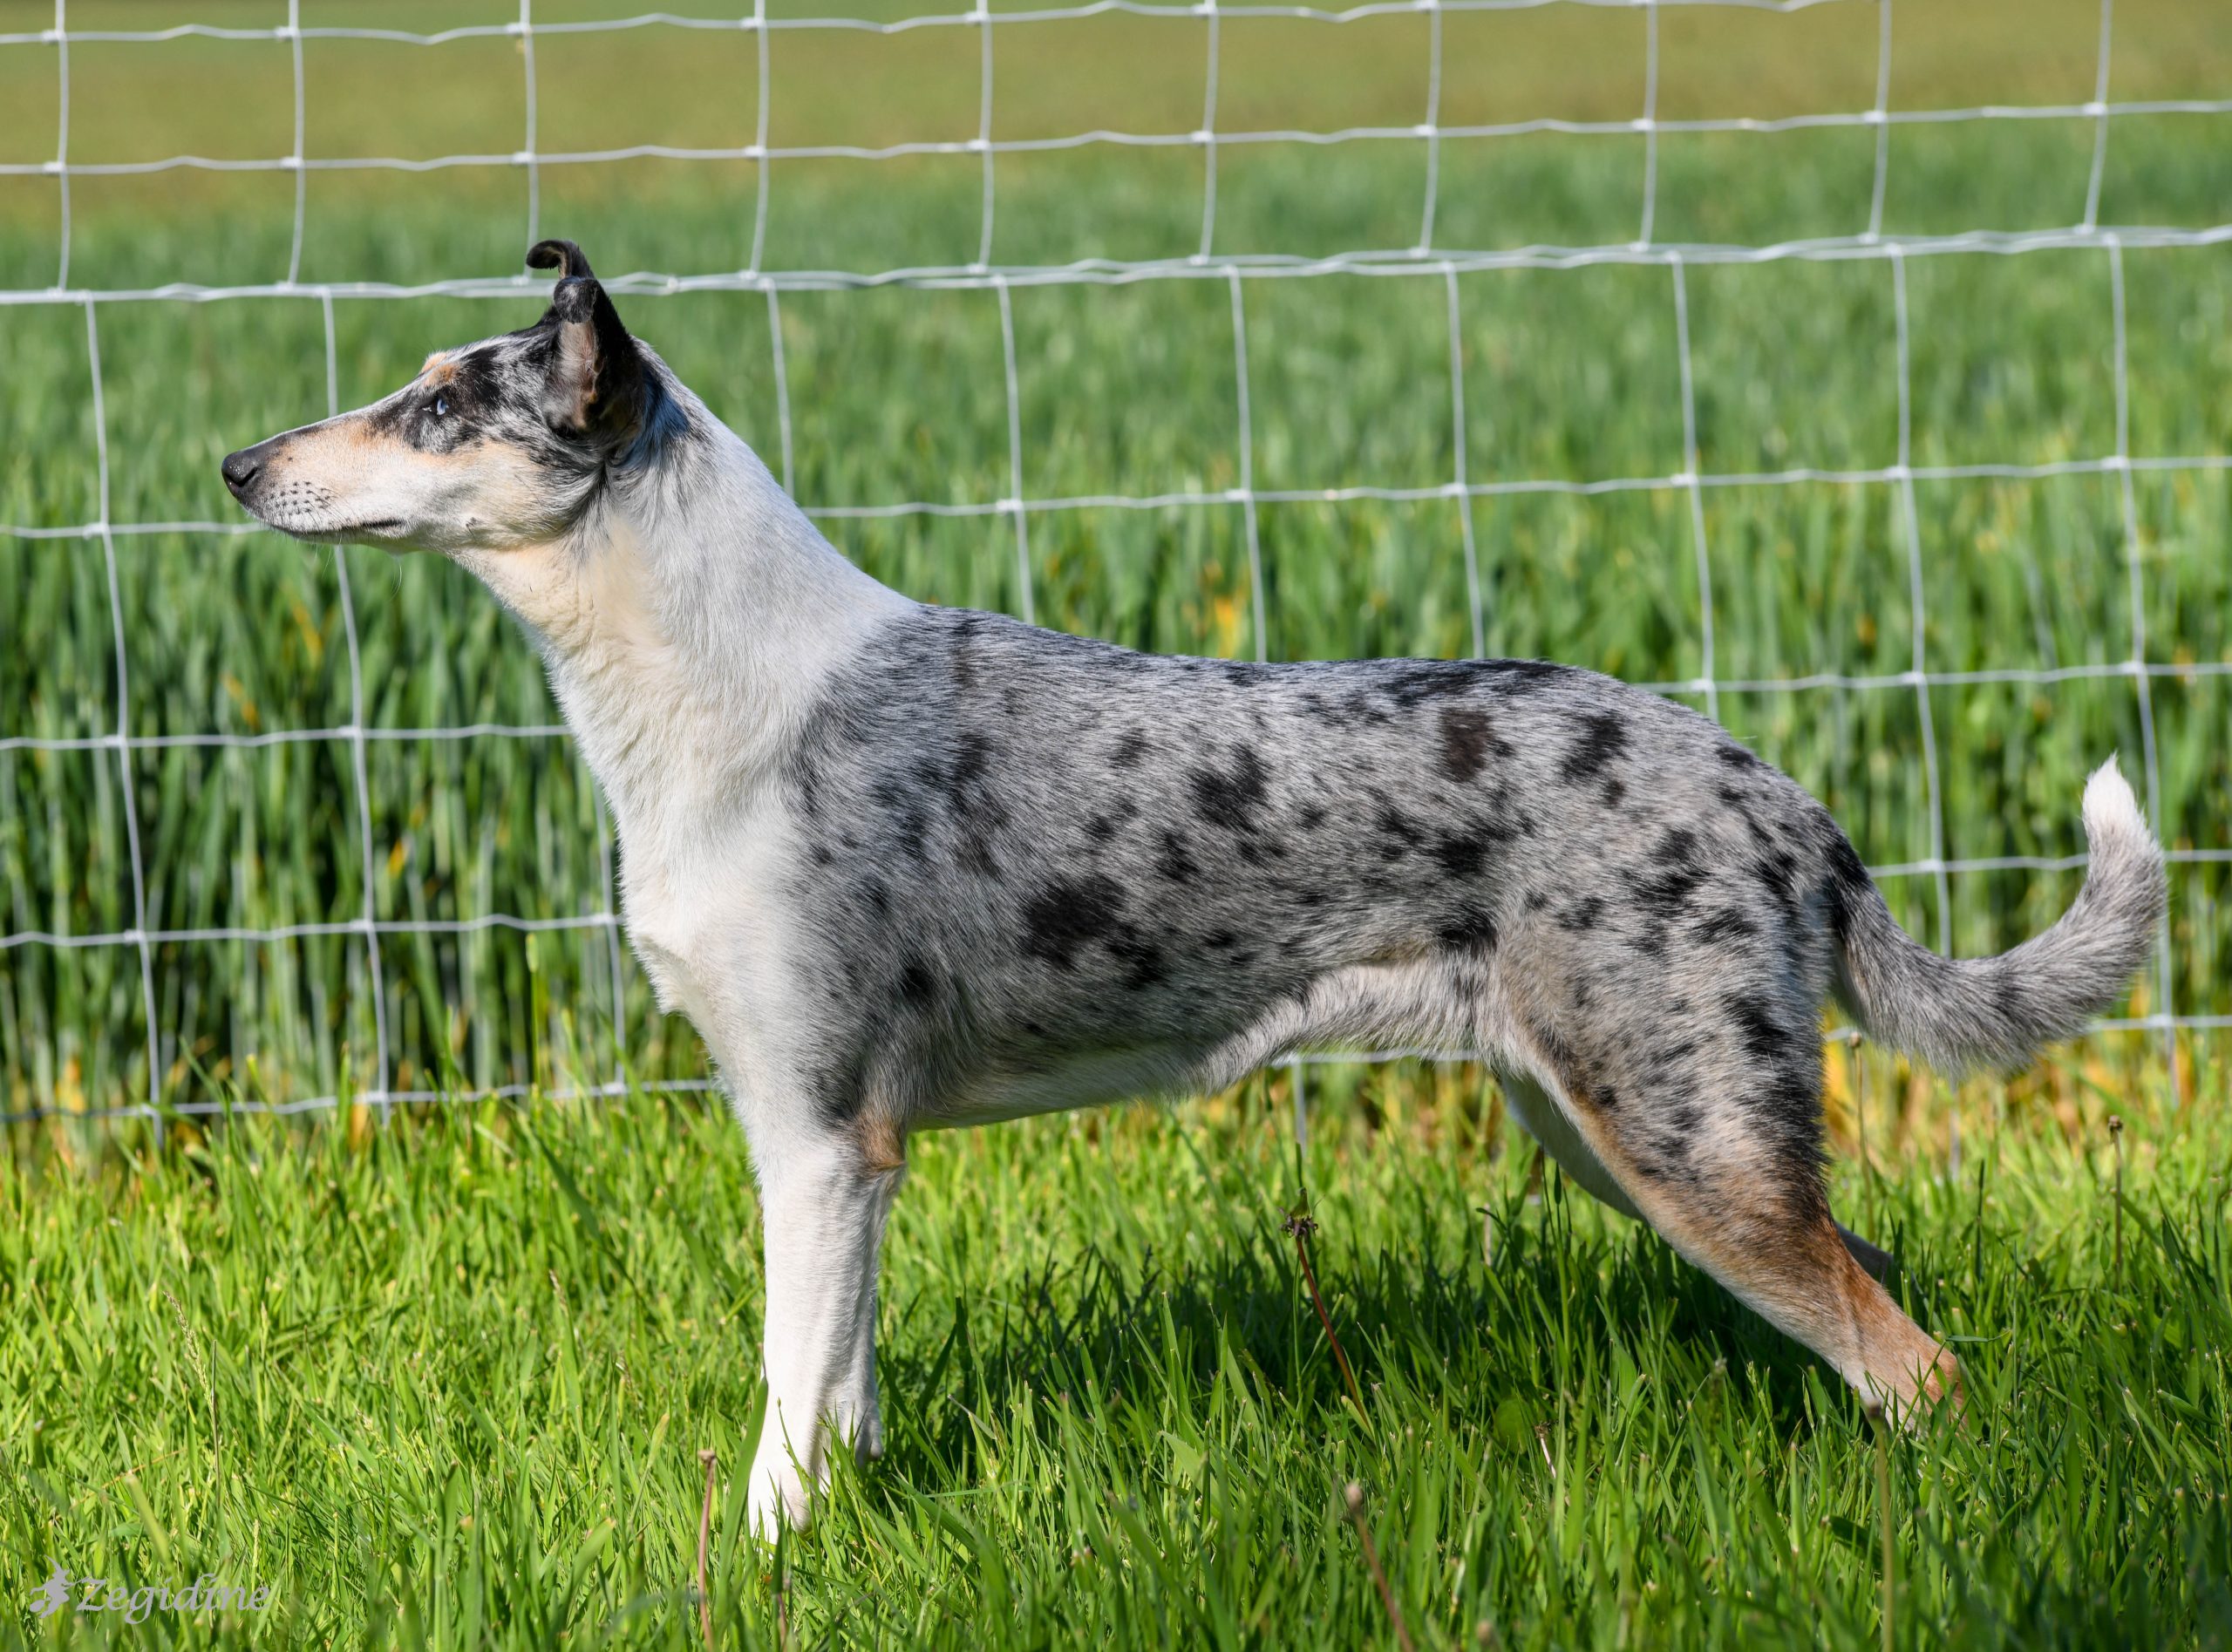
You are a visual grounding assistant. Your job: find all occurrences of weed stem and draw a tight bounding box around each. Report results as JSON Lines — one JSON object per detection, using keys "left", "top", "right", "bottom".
{"left": 1285, "top": 1207, "right": 1368, "bottom": 1425}
{"left": 1869, "top": 1405, "right": 1895, "bottom": 1652}
{"left": 697, "top": 1447, "right": 717, "bottom": 1652}
{"left": 1344, "top": 1482, "right": 1417, "bottom": 1652}
{"left": 2108, "top": 1115, "right": 2126, "bottom": 1286}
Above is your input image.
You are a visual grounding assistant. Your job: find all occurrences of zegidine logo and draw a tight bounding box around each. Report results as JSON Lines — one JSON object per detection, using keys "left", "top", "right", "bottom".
{"left": 26, "top": 1564, "right": 276, "bottom": 1624}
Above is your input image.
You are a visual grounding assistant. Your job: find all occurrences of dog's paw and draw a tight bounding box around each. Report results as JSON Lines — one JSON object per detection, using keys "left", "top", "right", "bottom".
{"left": 853, "top": 1413, "right": 885, "bottom": 1464}
{"left": 1875, "top": 1346, "right": 1965, "bottom": 1435}
{"left": 745, "top": 1449, "right": 816, "bottom": 1542}
{"left": 835, "top": 1395, "right": 885, "bottom": 1464}
{"left": 1919, "top": 1346, "right": 1966, "bottom": 1419}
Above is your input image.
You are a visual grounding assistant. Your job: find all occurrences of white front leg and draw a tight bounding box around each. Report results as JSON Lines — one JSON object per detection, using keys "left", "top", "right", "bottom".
{"left": 837, "top": 1166, "right": 901, "bottom": 1464}
{"left": 746, "top": 1133, "right": 899, "bottom": 1536}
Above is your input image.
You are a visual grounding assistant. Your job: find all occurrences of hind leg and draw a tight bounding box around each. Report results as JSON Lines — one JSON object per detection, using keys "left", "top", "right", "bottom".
{"left": 1507, "top": 1075, "right": 1897, "bottom": 1283}
{"left": 1512, "top": 1033, "right": 1956, "bottom": 1418}
{"left": 1836, "top": 1223, "right": 1894, "bottom": 1283}
{"left": 1638, "top": 1164, "right": 1956, "bottom": 1416}
{"left": 1501, "top": 1072, "right": 1643, "bottom": 1219}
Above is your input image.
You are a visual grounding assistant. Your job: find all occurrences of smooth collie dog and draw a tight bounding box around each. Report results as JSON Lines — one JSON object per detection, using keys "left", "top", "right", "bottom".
{"left": 224, "top": 241, "right": 2166, "bottom": 1532}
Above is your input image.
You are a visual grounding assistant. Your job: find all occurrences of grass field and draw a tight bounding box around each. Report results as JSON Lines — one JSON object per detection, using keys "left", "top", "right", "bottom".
{"left": 3, "top": 1067, "right": 2229, "bottom": 1649}
{"left": 1, "top": 0, "right": 2229, "bottom": 1643}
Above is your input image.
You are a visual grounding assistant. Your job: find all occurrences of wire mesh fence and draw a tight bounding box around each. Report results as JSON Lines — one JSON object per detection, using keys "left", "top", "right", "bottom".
{"left": 1, "top": 0, "right": 2226, "bottom": 1125}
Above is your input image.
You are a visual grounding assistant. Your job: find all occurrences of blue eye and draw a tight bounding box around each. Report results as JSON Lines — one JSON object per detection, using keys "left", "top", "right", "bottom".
{"left": 432, "top": 393, "right": 450, "bottom": 418}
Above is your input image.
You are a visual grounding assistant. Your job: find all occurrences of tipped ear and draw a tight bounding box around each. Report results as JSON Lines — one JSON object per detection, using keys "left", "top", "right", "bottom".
{"left": 526, "top": 239, "right": 595, "bottom": 280}
{"left": 526, "top": 241, "right": 646, "bottom": 445}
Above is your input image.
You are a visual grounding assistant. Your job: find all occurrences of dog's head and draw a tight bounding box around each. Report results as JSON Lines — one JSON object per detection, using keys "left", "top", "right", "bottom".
{"left": 223, "top": 241, "right": 663, "bottom": 554}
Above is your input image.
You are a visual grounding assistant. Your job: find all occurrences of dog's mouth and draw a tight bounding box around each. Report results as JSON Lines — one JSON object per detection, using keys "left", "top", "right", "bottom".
{"left": 258, "top": 514, "right": 405, "bottom": 544}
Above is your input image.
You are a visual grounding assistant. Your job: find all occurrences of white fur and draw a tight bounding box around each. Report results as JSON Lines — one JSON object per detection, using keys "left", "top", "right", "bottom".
{"left": 2082, "top": 754, "right": 2147, "bottom": 856}
{"left": 480, "top": 425, "right": 908, "bottom": 1531}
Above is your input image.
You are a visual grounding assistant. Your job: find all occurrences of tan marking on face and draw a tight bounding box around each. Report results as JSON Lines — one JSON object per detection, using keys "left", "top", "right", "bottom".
{"left": 310, "top": 414, "right": 379, "bottom": 461}
{"left": 287, "top": 405, "right": 493, "bottom": 469}
{"left": 282, "top": 411, "right": 442, "bottom": 469}
{"left": 421, "top": 351, "right": 457, "bottom": 384}
{"left": 249, "top": 400, "right": 580, "bottom": 553}
{"left": 248, "top": 411, "right": 377, "bottom": 484}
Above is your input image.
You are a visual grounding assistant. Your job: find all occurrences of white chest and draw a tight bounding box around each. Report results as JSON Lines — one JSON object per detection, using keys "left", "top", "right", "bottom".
{"left": 614, "top": 795, "right": 805, "bottom": 1057}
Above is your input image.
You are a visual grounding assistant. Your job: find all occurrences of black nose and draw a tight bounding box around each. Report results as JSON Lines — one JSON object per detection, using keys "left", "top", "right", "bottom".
{"left": 221, "top": 447, "right": 262, "bottom": 496}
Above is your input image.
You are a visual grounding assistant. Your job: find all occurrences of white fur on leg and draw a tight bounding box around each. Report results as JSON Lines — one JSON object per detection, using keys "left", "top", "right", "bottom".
{"left": 835, "top": 1166, "right": 900, "bottom": 1463}
{"left": 745, "top": 1139, "right": 896, "bottom": 1539}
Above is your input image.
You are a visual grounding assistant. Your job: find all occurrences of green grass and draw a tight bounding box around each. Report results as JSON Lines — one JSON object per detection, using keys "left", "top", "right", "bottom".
{"left": 0, "top": 2, "right": 2229, "bottom": 1643}
{"left": 2, "top": 1061, "right": 2229, "bottom": 1649}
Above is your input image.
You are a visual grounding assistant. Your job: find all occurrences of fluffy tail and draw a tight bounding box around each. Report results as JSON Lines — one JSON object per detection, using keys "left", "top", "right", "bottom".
{"left": 1832, "top": 758, "right": 2167, "bottom": 1072}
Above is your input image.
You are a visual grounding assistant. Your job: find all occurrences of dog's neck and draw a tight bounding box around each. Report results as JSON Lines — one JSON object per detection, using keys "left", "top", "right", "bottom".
{"left": 453, "top": 405, "right": 907, "bottom": 850}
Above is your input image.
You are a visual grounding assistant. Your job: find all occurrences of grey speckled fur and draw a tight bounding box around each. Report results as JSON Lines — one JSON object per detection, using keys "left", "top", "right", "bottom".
{"left": 781, "top": 605, "right": 2163, "bottom": 1219}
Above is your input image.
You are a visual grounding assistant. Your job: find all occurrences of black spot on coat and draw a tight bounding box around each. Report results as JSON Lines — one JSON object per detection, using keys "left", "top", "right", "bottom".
{"left": 1437, "top": 704, "right": 1507, "bottom": 782}
{"left": 1439, "top": 907, "right": 1499, "bottom": 954}
{"left": 1155, "top": 830, "right": 1198, "bottom": 884}
{"left": 1691, "top": 908, "right": 1758, "bottom": 944}
{"left": 1558, "top": 895, "right": 1605, "bottom": 933}
{"left": 1431, "top": 830, "right": 1493, "bottom": 880}
{"left": 897, "top": 959, "right": 940, "bottom": 1008}
{"left": 1725, "top": 996, "right": 1793, "bottom": 1065}
{"left": 1022, "top": 878, "right": 1125, "bottom": 970}
{"left": 1632, "top": 826, "right": 1709, "bottom": 921}
{"left": 1190, "top": 747, "right": 1269, "bottom": 832}
{"left": 1560, "top": 710, "right": 1629, "bottom": 783}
